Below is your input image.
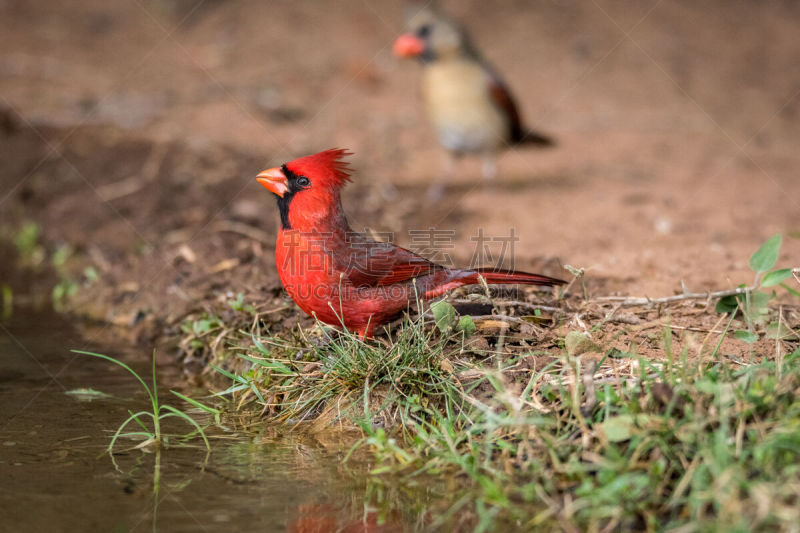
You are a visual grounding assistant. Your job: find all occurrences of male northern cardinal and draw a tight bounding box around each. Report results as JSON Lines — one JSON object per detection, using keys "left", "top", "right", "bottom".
{"left": 393, "top": 2, "right": 553, "bottom": 196}
{"left": 256, "top": 149, "right": 564, "bottom": 339}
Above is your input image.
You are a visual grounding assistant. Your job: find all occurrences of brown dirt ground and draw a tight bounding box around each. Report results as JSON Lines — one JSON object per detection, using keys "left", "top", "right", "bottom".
{"left": 1, "top": 0, "right": 799, "bottom": 364}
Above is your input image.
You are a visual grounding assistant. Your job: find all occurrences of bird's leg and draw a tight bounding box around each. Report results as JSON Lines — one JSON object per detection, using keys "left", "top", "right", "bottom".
{"left": 427, "top": 151, "right": 457, "bottom": 202}
{"left": 481, "top": 154, "right": 497, "bottom": 181}
{"left": 356, "top": 325, "right": 375, "bottom": 341}
{"left": 444, "top": 151, "right": 458, "bottom": 179}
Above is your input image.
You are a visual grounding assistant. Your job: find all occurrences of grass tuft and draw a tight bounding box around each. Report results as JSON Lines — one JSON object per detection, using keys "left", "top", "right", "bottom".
{"left": 73, "top": 350, "right": 212, "bottom": 464}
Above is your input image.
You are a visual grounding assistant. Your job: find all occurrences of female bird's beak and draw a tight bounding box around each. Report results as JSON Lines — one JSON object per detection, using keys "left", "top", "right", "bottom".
{"left": 393, "top": 33, "right": 425, "bottom": 58}
{"left": 256, "top": 167, "right": 289, "bottom": 197}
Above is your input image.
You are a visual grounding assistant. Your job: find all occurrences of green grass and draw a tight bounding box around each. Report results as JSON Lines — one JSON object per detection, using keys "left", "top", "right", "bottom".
{"left": 73, "top": 350, "right": 213, "bottom": 461}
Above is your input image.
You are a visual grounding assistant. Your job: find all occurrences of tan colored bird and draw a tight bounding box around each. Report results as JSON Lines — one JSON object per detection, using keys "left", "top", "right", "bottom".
{"left": 393, "top": 2, "right": 554, "bottom": 198}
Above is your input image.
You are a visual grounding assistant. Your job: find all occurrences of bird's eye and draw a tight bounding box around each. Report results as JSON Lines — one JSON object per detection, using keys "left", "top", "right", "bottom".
{"left": 417, "top": 24, "right": 432, "bottom": 38}
{"left": 296, "top": 176, "right": 310, "bottom": 187}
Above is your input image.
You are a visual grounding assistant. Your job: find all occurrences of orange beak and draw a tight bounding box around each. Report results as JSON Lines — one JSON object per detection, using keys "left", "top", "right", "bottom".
{"left": 256, "top": 167, "right": 289, "bottom": 197}
{"left": 393, "top": 33, "right": 425, "bottom": 58}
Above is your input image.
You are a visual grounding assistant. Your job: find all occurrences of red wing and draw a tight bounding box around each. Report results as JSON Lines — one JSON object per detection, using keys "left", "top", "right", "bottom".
{"left": 372, "top": 248, "right": 442, "bottom": 286}
{"left": 339, "top": 239, "right": 443, "bottom": 288}
{"left": 487, "top": 73, "right": 524, "bottom": 142}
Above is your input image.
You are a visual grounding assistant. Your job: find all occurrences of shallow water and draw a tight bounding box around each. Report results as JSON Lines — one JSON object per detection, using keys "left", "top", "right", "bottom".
{"left": 0, "top": 310, "right": 428, "bottom": 532}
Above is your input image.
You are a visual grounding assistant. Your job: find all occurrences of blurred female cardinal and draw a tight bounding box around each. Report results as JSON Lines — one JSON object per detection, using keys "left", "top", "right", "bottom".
{"left": 393, "top": 2, "right": 554, "bottom": 197}
{"left": 256, "top": 149, "right": 564, "bottom": 339}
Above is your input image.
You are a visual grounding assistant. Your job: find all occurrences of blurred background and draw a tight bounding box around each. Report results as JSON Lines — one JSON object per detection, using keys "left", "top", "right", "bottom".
{"left": 1, "top": 0, "right": 798, "bottom": 326}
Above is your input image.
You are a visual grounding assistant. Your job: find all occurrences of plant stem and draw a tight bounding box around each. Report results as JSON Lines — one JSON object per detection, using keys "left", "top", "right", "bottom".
{"left": 595, "top": 285, "right": 758, "bottom": 307}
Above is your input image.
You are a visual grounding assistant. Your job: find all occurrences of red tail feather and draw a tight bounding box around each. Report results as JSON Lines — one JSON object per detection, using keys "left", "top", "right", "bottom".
{"left": 471, "top": 267, "right": 565, "bottom": 286}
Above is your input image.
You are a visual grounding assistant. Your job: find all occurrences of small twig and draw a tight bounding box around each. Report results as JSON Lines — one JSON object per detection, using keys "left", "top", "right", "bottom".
{"left": 451, "top": 299, "right": 564, "bottom": 314}
{"left": 96, "top": 175, "right": 147, "bottom": 202}
{"left": 580, "top": 360, "right": 598, "bottom": 417}
{"left": 595, "top": 285, "right": 757, "bottom": 307}
{"left": 608, "top": 314, "right": 642, "bottom": 325}
{"left": 663, "top": 324, "right": 726, "bottom": 335}
{"left": 559, "top": 264, "right": 586, "bottom": 301}
{"left": 211, "top": 221, "right": 273, "bottom": 244}
{"left": 780, "top": 316, "right": 800, "bottom": 339}
{"left": 670, "top": 455, "right": 701, "bottom": 506}
{"left": 95, "top": 144, "right": 167, "bottom": 202}
{"left": 470, "top": 314, "right": 526, "bottom": 324}
{"left": 475, "top": 274, "right": 496, "bottom": 313}
{"left": 776, "top": 307, "right": 784, "bottom": 379}
{"left": 602, "top": 303, "right": 621, "bottom": 321}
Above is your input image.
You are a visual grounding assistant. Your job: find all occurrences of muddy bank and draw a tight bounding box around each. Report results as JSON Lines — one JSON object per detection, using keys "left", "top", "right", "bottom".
{"left": 0, "top": 110, "right": 362, "bottom": 344}
{"left": 0, "top": 109, "right": 564, "bottom": 359}
{"left": 2, "top": 0, "right": 799, "bottom": 365}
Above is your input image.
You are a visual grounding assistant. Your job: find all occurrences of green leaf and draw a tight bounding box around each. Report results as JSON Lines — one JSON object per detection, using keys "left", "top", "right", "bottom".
{"left": 1, "top": 284, "right": 12, "bottom": 320}
{"left": 237, "top": 353, "right": 293, "bottom": 374}
{"left": 745, "top": 291, "right": 772, "bottom": 324}
{"left": 159, "top": 405, "right": 210, "bottom": 450}
{"left": 108, "top": 410, "right": 156, "bottom": 454}
{"left": 210, "top": 364, "right": 244, "bottom": 383}
{"left": 734, "top": 330, "right": 758, "bottom": 344}
{"left": 251, "top": 333, "right": 271, "bottom": 356}
{"left": 564, "top": 331, "right": 600, "bottom": 357}
{"left": 599, "top": 415, "right": 634, "bottom": 442}
{"left": 715, "top": 294, "right": 739, "bottom": 313}
{"left": 72, "top": 350, "right": 155, "bottom": 405}
{"left": 13, "top": 222, "right": 40, "bottom": 254}
{"left": 766, "top": 322, "right": 799, "bottom": 340}
{"left": 607, "top": 348, "right": 633, "bottom": 359}
{"left": 780, "top": 282, "right": 800, "bottom": 298}
{"left": 83, "top": 266, "right": 99, "bottom": 284}
{"left": 431, "top": 300, "right": 457, "bottom": 333}
{"left": 229, "top": 293, "right": 245, "bottom": 311}
{"left": 456, "top": 315, "right": 476, "bottom": 337}
{"left": 749, "top": 234, "right": 782, "bottom": 273}
{"left": 51, "top": 244, "right": 72, "bottom": 268}
{"left": 761, "top": 268, "right": 792, "bottom": 287}
{"left": 170, "top": 390, "right": 221, "bottom": 415}
{"left": 65, "top": 388, "right": 114, "bottom": 401}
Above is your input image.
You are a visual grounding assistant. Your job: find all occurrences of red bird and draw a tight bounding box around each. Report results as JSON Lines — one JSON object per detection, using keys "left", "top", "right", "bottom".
{"left": 256, "top": 149, "right": 564, "bottom": 339}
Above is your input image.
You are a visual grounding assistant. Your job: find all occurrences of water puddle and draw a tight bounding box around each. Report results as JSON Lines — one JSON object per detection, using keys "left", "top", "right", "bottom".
{"left": 0, "top": 310, "right": 430, "bottom": 532}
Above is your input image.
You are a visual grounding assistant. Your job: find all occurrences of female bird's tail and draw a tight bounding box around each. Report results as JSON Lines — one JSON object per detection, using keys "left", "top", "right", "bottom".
{"left": 517, "top": 129, "right": 555, "bottom": 147}
{"left": 471, "top": 267, "right": 565, "bottom": 286}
